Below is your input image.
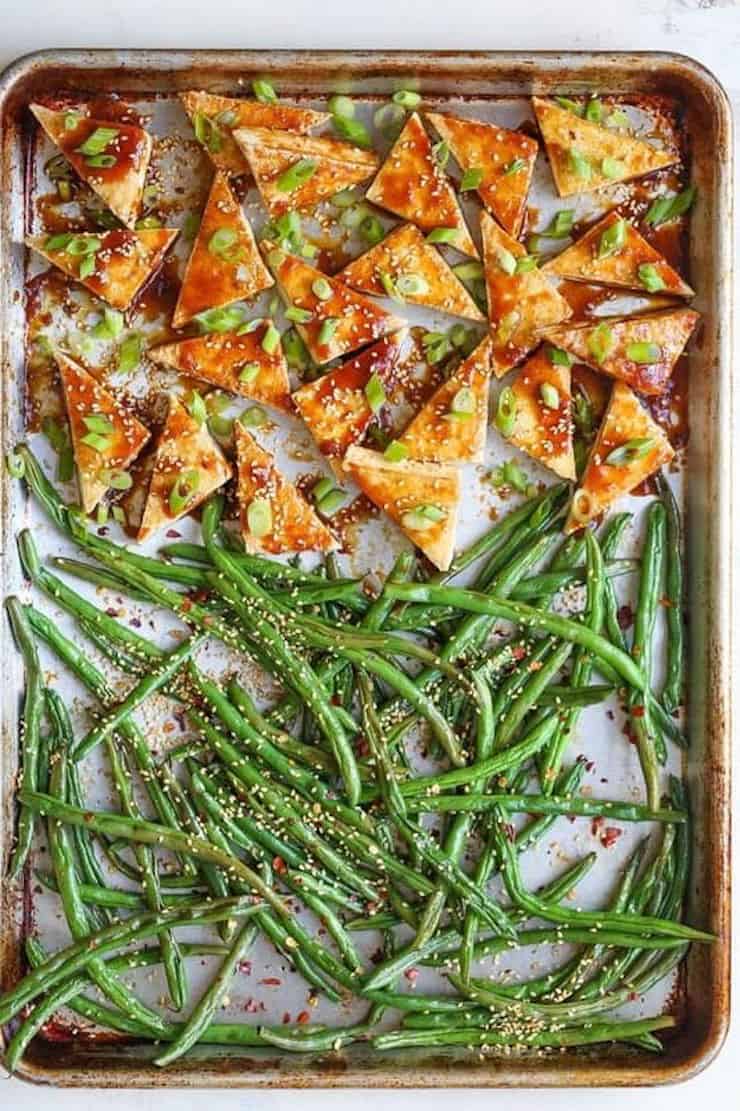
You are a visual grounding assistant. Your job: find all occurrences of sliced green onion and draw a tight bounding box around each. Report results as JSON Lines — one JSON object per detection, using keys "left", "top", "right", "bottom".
{"left": 606, "top": 108, "right": 630, "bottom": 129}
{"left": 76, "top": 127, "right": 118, "bottom": 157}
{"left": 42, "top": 416, "right": 68, "bottom": 453}
{"left": 383, "top": 440, "right": 408, "bottom": 463}
{"left": 587, "top": 322, "right": 615, "bottom": 365}
{"left": 495, "top": 386, "right": 517, "bottom": 437}
{"left": 422, "top": 331, "right": 452, "bottom": 366}
{"left": 392, "top": 89, "right": 421, "bottom": 109}
{"left": 193, "top": 113, "right": 222, "bottom": 153}
{"left": 570, "top": 488, "right": 596, "bottom": 524}
{"left": 453, "top": 261, "right": 484, "bottom": 282}
{"left": 644, "top": 186, "right": 696, "bottom": 228}
{"left": 449, "top": 324, "right": 469, "bottom": 349}
{"left": 542, "top": 209, "right": 575, "bottom": 239}
{"left": 6, "top": 451, "right": 25, "bottom": 478}
{"left": 432, "top": 140, "right": 450, "bottom": 169}
{"left": 460, "top": 167, "right": 484, "bottom": 191}
{"left": 99, "top": 468, "right": 133, "bottom": 491}
{"left": 329, "top": 95, "right": 355, "bottom": 119}
{"left": 339, "top": 203, "right": 370, "bottom": 230}
{"left": 502, "top": 459, "right": 536, "bottom": 495}
{"left": 598, "top": 218, "right": 627, "bottom": 259}
{"left": 547, "top": 345, "right": 573, "bottom": 368}
{"left": 57, "top": 446, "right": 75, "bottom": 483}
{"left": 316, "top": 488, "right": 346, "bottom": 517}
{"left": 78, "top": 254, "right": 96, "bottom": 279}
{"left": 495, "top": 310, "right": 520, "bottom": 346}
{"left": 168, "top": 470, "right": 202, "bottom": 516}
{"left": 604, "top": 437, "right": 654, "bottom": 466}
{"left": 449, "top": 386, "right": 476, "bottom": 421}
{"left": 57, "top": 179, "right": 72, "bottom": 202}
{"left": 276, "top": 158, "right": 317, "bottom": 194}
{"left": 117, "top": 333, "right": 142, "bottom": 374}
{"left": 555, "top": 96, "right": 583, "bottom": 116}
{"left": 379, "top": 270, "right": 403, "bottom": 304}
{"left": 601, "top": 156, "right": 626, "bottom": 180}
{"left": 394, "top": 273, "right": 428, "bottom": 297}
{"left": 261, "top": 322, "right": 281, "bottom": 354}
{"left": 313, "top": 477, "right": 335, "bottom": 502}
{"left": 92, "top": 308, "right": 124, "bottom": 340}
{"left": 401, "top": 504, "right": 446, "bottom": 531}
{"left": 359, "top": 215, "right": 385, "bottom": 246}
{"left": 569, "top": 149, "right": 592, "bottom": 181}
{"left": 285, "top": 305, "right": 313, "bottom": 323}
{"left": 83, "top": 413, "right": 114, "bottom": 435}
{"left": 85, "top": 154, "right": 117, "bottom": 168}
{"left": 237, "top": 364, "right": 261, "bottom": 386}
{"left": 573, "top": 388, "right": 595, "bottom": 437}
{"left": 135, "top": 216, "right": 163, "bottom": 230}
{"left": 426, "top": 227, "right": 459, "bottom": 246}
{"left": 80, "top": 431, "right": 112, "bottom": 454}
{"left": 496, "top": 248, "right": 517, "bottom": 276}
{"left": 186, "top": 390, "right": 208, "bottom": 425}
{"left": 64, "top": 112, "right": 81, "bottom": 131}
{"left": 503, "top": 158, "right": 527, "bottom": 176}
{"left": 331, "top": 188, "right": 360, "bottom": 209}
{"left": 626, "top": 341, "right": 661, "bottom": 364}
{"left": 111, "top": 505, "right": 126, "bottom": 524}
{"left": 247, "top": 497, "right": 273, "bottom": 537}
{"left": 253, "top": 79, "right": 278, "bottom": 105}
{"left": 282, "top": 327, "right": 311, "bottom": 372}
{"left": 209, "top": 414, "right": 234, "bottom": 441}
{"left": 318, "top": 318, "right": 339, "bottom": 346}
{"left": 515, "top": 255, "right": 537, "bottom": 274}
{"left": 312, "top": 277, "right": 333, "bottom": 301}
{"left": 241, "top": 406, "right": 268, "bottom": 428}
{"left": 236, "top": 317, "right": 264, "bottom": 336}
{"left": 637, "top": 263, "right": 666, "bottom": 293}
{"left": 96, "top": 504, "right": 109, "bottom": 526}
{"left": 215, "top": 109, "right": 238, "bottom": 128}
{"left": 197, "top": 306, "right": 248, "bottom": 334}
{"left": 365, "top": 373, "right": 387, "bottom": 413}
{"left": 332, "top": 116, "right": 372, "bottom": 148}
{"left": 585, "top": 97, "right": 602, "bottom": 123}
{"left": 208, "top": 227, "right": 243, "bottom": 262}
{"left": 540, "top": 382, "right": 560, "bottom": 410}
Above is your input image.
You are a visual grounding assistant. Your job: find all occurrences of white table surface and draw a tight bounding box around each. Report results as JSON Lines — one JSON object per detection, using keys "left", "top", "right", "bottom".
{"left": 1, "top": 0, "right": 737, "bottom": 1106}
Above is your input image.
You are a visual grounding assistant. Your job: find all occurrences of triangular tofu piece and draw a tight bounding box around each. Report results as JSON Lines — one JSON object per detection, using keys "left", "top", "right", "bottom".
{"left": 365, "top": 113, "right": 477, "bottom": 258}
{"left": 292, "top": 330, "right": 409, "bottom": 475}
{"left": 504, "top": 346, "right": 576, "bottom": 480}
{"left": 426, "top": 112, "right": 538, "bottom": 238}
{"left": 28, "top": 229, "right": 177, "bottom": 311}
{"left": 542, "top": 210, "right": 693, "bottom": 297}
{"left": 565, "top": 381, "right": 674, "bottom": 533}
{"left": 31, "top": 104, "right": 152, "bottom": 229}
{"left": 263, "top": 243, "right": 405, "bottom": 365}
{"left": 343, "top": 445, "right": 460, "bottom": 571}
{"left": 481, "top": 211, "right": 571, "bottom": 378}
{"left": 544, "top": 308, "right": 699, "bottom": 396}
{"left": 148, "top": 320, "right": 291, "bottom": 411}
{"left": 137, "top": 396, "right": 231, "bottom": 541}
{"left": 235, "top": 423, "right": 336, "bottom": 554}
{"left": 233, "top": 127, "right": 378, "bottom": 217}
{"left": 337, "top": 223, "right": 484, "bottom": 322}
{"left": 532, "top": 97, "right": 677, "bottom": 198}
{"left": 56, "top": 352, "right": 150, "bottom": 514}
{"left": 180, "top": 90, "right": 329, "bottom": 176}
{"left": 397, "top": 335, "right": 493, "bottom": 464}
{"left": 173, "top": 171, "right": 273, "bottom": 328}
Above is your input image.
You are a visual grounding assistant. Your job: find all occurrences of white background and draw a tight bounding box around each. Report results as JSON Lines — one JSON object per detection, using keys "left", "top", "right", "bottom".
{"left": 1, "top": 0, "right": 737, "bottom": 1107}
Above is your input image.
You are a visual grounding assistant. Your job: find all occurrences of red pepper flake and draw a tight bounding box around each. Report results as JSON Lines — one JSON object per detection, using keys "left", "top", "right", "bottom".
{"left": 282, "top": 1012, "right": 291, "bottom": 1024}
{"left": 180, "top": 597, "right": 193, "bottom": 613}
{"left": 630, "top": 704, "right": 646, "bottom": 718}
{"left": 504, "top": 822, "right": 517, "bottom": 842}
{"left": 244, "top": 997, "right": 264, "bottom": 1013}
{"left": 296, "top": 1010, "right": 311, "bottom": 1024}
{"left": 237, "top": 960, "right": 252, "bottom": 975}
{"left": 617, "top": 605, "right": 634, "bottom": 631}
{"left": 166, "top": 529, "right": 182, "bottom": 539}
{"left": 601, "top": 826, "right": 622, "bottom": 849}
{"left": 404, "top": 968, "right": 419, "bottom": 983}
{"left": 272, "top": 855, "right": 287, "bottom": 875}
{"left": 259, "top": 977, "right": 282, "bottom": 987}
{"left": 512, "top": 645, "right": 527, "bottom": 661}
{"left": 355, "top": 736, "right": 370, "bottom": 758}
{"left": 591, "top": 816, "right": 604, "bottom": 836}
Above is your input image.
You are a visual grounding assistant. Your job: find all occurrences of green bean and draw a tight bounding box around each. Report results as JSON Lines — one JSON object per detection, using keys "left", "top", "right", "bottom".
{"left": 657, "top": 473, "right": 685, "bottom": 712}
{"left": 5, "top": 597, "right": 45, "bottom": 879}
{"left": 508, "top": 559, "right": 638, "bottom": 601}
{"left": 386, "top": 583, "right": 647, "bottom": 691}
{"left": 372, "top": 1016, "right": 675, "bottom": 1051}
{"left": 406, "top": 793, "right": 685, "bottom": 823}
{"left": 630, "top": 502, "right": 667, "bottom": 807}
